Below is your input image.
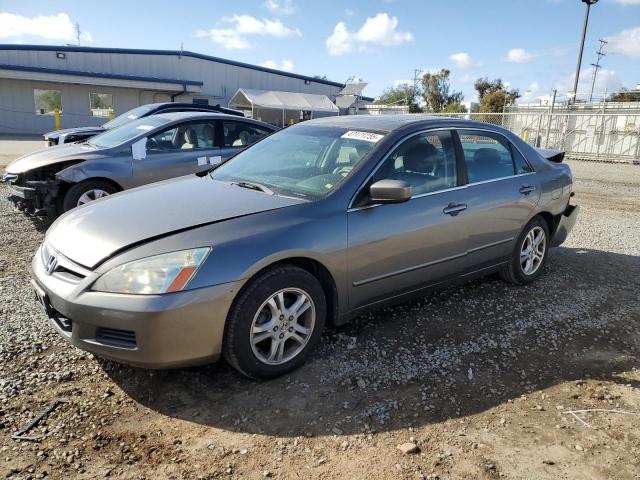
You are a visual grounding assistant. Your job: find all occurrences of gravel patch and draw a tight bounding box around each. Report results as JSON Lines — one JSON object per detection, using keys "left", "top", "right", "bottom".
{"left": 1, "top": 160, "right": 639, "bottom": 479}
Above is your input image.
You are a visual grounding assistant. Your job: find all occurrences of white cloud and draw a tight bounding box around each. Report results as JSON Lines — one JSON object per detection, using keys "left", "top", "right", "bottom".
{"left": 261, "top": 59, "right": 294, "bottom": 71}
{"left": 263, "top": 0, "right": 296, "bottom": 15}
{"left": 606, "top": 26, "right": 640, "bottom": 58}
{"left": 326, "top": 13, "right": 413, "bottom": 56}
{"left": 520, "top": 82, "right": 541, "bottom": 101}
{"left": 449, "top": 52, "right": 477, "bottom": 69}
{"left": 0, "top": 12, "right": 92, "bottom": 42}
{"left": 554, "top": 66, "right": 623, "bottom": 96}
{"left": 505, "top": 48, "right": 537, "bottom": 63}
{"left": 197, "top": 15, "right": 301, "bottom": 49}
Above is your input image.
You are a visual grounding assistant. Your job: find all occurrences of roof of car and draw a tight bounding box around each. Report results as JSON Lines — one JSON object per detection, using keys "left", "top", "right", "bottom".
{"left": 303, "top": 114, "right": 473, "bottom": 133}
{"left": 148, "top": 111, "right": 275, "bottom": 127}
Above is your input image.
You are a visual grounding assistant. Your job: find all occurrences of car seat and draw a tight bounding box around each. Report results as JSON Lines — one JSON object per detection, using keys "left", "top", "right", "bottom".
{"left": 181, "top": 128, "right": 198, "bottom": 149}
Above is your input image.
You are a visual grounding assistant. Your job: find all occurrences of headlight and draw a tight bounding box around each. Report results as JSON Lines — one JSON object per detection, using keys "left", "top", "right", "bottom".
{"left": 92, "top": 248, "right": 210, "bottom": 295}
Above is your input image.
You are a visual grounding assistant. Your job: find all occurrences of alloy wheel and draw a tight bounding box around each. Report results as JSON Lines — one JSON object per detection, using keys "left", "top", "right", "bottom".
{"left": 77, "top": 189, "right": 110, "bottom": 206}
{"left": 520, "top": 226, "right": 546, "bottom": 275}
{"left": 250, "top": 288, "right": 316, "bottom": 365}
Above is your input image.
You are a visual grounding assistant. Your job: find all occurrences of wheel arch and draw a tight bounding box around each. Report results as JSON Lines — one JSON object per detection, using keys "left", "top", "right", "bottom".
{"left": 231, "top": 256, "right": 340, "bottom": 327}
{"left": 58, "top": 176, "right": 124, "bottom": 199}
{"left": 535, "top": 211, "right": 557, "bottom": 237}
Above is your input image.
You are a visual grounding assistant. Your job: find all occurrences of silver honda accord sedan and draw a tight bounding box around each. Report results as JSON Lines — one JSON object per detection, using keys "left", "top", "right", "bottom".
{"left": 31, "top": 115, "right": 579, "bottom": 379}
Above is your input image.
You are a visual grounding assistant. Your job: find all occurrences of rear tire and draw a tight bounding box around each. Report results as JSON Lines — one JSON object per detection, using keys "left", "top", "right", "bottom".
{"left": 223, "top": 265, "right": 326, "bottom": 379}
{"left": 62, "top": 180, "right": 118, "bottom": 212}
{"left": 500, "top": 216, "right": 549, "bottom": 285}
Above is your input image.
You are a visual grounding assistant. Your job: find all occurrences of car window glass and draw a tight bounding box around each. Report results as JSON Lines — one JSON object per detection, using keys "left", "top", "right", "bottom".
{"left": 211, "top": 126, "right": 378, "bottom": 200}
{"left": 372, "top": 130, "right": 457, "bottom": 196}
{"left": 458, "top": 130, "right": 516, "bottom": 183}
{"left": 223, "top": 121, "right": 272, "bottom": 147}
{"left": 512, "top": 146, "right": 533, "bottom": 174}
{"left": 147, "top": 122, "right": 216, "bottom": 151}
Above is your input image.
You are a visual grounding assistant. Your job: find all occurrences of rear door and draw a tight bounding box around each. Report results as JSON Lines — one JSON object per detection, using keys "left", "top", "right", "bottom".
{"left": 132, "top": 120, "right": 221, "bottom": 186}
{"left": 456, "top": 129, "right": 540, "bottom": 271}
{"left": 218, "top": 120, "right": 274, "bottom": 160}
{"left": 347, "top": 129, "right": 470, "bottom": 310}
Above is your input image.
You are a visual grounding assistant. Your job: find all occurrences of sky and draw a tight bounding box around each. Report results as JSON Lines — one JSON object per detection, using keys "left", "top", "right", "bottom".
{"left": 0, "top": 0, "right": 638, "bottom": 103}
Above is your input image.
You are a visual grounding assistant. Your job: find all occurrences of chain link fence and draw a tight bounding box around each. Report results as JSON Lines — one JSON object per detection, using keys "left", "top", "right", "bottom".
{"left": 429, "top": 109, "right": 640, "bottom": 164}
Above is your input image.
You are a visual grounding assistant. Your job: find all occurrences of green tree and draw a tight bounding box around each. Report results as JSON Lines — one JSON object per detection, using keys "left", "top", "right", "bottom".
{"left": 35, "top": 90, "right": 62, "bottom": 113}
{"left": 608, "top": 88, "right": 640, "bottom": 102}
{"left": 421, "top": 69, "right": 464, "bottom": 112}
{"left": 442, "top": 102, "right": 468, "bottom": 113}
{"left": 376, "top": 83, "right": 422, "bottom": 112}
{"left": 474, "top": 77, "right": 520, "bottom": 113}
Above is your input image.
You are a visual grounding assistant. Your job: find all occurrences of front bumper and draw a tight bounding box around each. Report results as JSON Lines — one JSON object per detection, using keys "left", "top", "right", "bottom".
{"left": 550, "top": 203, "right": 580, "bottom": 247}
{"left": 7, "top": 183, "right": 36, "bottom": 200}
{"left": 31, "top": 247, "right": 242, "bottom": 369}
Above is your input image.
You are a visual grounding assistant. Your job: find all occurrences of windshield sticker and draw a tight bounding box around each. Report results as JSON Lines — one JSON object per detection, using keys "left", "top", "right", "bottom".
{"left": 341, "top": 131, "right": 384, "bottom": 143}
{"left": 136, "top": 125, "right": 154, "bottom": 131}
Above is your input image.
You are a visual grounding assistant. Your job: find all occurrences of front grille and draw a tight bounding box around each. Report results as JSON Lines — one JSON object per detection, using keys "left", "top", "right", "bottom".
{"left": 95, "top": 328, "right": 137, "bottom": 349}
{"left": 41, "top": 243, "right": 89, "bottom": 282}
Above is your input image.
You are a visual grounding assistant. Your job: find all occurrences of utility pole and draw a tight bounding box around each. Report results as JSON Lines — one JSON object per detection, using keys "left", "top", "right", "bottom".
{"left": 75, "top": 22, "right": 82, "bottom": 46}
{"left": 409, "top": 68, "right": 422, "bottom": 112}
{"left": 588, "top": 38, "right": 607, "bottom": 102}
{"left": 570, "top": 0, "right": 599, "bottom": 105}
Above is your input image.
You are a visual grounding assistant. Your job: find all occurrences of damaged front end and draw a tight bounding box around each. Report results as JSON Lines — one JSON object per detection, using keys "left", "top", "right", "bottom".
{"left": 3, "top": 161, "right": 82, "bottom": 217}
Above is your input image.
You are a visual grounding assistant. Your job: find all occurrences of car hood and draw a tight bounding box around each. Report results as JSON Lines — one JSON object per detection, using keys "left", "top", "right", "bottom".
{"left": 44, "top": 126, "right": 105, "bottom": 139}
{"left": 6, "top": 143, "right": 102, "bottom": 174}
{"left": 46, "top": 176, "right": 306, "bottom": 268}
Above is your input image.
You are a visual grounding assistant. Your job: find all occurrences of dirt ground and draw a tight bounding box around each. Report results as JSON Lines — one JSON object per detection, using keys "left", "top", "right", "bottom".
{"left": 1, "top": 160, "right": 639, "bottom": 480}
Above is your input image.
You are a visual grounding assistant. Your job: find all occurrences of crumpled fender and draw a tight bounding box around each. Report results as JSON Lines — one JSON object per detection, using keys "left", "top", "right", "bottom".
{"left": 55, "top": 161, "right": 89, "bottom": 183}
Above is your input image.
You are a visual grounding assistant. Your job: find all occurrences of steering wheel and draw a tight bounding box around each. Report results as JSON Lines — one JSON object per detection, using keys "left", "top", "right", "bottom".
{"left": 147, "top": 137, "right": 160, "bottom": 150}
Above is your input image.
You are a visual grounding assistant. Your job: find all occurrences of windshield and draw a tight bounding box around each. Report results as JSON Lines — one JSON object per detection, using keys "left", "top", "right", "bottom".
{"left": 102, "top": 104, "right": 158, "bottom": 129}
{"left": 89, "top": 116, "right": 169, "bottom": 149}
{"left": 211, "top": 126, "right": 383, "bottom": 199}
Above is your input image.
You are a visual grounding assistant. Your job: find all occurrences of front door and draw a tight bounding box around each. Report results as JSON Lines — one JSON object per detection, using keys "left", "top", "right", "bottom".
{"left": 132, "top": 120, "right": 221, "bottom": 187}
{"left": 347, "top": 130, "right": 469, "bottom": 310}
{"left": 456, "top": 129, "right": 541, "bottom": 270}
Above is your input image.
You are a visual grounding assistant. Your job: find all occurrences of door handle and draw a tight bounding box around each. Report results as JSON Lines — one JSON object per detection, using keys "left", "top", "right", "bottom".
{"left": 443, "top": 202, "right": 467, "bottom": 216}
{"left": 519, "top": 185, "right": 536, "bottom": 195}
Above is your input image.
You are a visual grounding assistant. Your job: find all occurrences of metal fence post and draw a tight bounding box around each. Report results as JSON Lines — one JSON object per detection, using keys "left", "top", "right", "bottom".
{"left": 544, "top": 90, "right": 557, "bottom": 148}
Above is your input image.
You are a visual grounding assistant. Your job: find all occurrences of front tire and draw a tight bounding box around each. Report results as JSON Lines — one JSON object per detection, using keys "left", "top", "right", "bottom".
{"left": 500, "top": 216, "right": 549, "bottom": 285}
{"left": 223, "top": 265, "right": 326, "bottom": 379}
{"left": 62, "top": 180, "right": 118, "bottom": 212}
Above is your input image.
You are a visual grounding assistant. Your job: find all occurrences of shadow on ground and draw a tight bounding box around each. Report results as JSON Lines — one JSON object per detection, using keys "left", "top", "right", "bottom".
{"left": 104, "top": 247, "right": 640, "bottom": 437}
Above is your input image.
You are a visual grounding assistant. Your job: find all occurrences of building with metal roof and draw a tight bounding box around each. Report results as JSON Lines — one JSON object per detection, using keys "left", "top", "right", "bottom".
{"left": 0, "top": 45, "right": 355, "bottom": 134}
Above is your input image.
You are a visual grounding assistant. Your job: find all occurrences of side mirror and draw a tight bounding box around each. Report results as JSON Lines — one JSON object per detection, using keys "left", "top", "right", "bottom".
{"left": 131, "top": 138, "right": 147, "bottom": 160}
{"left": 369, "top": 179, "right": 412, "bottom": 204}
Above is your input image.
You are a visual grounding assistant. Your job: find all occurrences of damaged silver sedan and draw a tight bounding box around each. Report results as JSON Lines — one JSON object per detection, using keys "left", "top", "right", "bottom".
{"left": 3, "top": 112, "right": 276, "bottom": 217}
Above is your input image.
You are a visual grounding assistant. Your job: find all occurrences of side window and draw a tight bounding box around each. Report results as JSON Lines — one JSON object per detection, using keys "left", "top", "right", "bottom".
{"left": 458, "top": 130, "right": 516, "bottom": 183}
{"left": 147, "top": 122, "right": 216, "bottom": 152}
{"left": 372, "top": 130, "right": 457, "bottom": 196}
{"left": 223, "top": 121, "right": 271, "bottom": 148}
{"left": 512, "top": 146, "right": 533, "bottom": 174}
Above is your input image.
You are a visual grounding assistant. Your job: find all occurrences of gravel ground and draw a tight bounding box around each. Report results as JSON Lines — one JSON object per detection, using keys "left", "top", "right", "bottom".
{"left": 1, "top": 160, "right": 639, "bottom": 479}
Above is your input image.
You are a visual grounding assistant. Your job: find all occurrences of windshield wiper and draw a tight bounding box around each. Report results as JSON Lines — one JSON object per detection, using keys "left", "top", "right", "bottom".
{"left": 231, "top": 181, "right": 274, "bottom": 195}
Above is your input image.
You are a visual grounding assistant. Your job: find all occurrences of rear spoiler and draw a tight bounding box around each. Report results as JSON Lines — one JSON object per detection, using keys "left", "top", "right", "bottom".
{"left": 535, "top": 147, "right": 565, "bottom": 163}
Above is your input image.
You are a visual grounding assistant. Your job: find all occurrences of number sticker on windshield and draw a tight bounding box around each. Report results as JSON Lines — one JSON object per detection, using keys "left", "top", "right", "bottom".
{"left": 341, "top": 131, "right": 384, "bottom": 143}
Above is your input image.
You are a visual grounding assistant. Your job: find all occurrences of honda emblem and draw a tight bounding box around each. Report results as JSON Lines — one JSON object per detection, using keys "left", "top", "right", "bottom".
{"left": 45, "top": 255, "right": 57, "bottom": 275}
